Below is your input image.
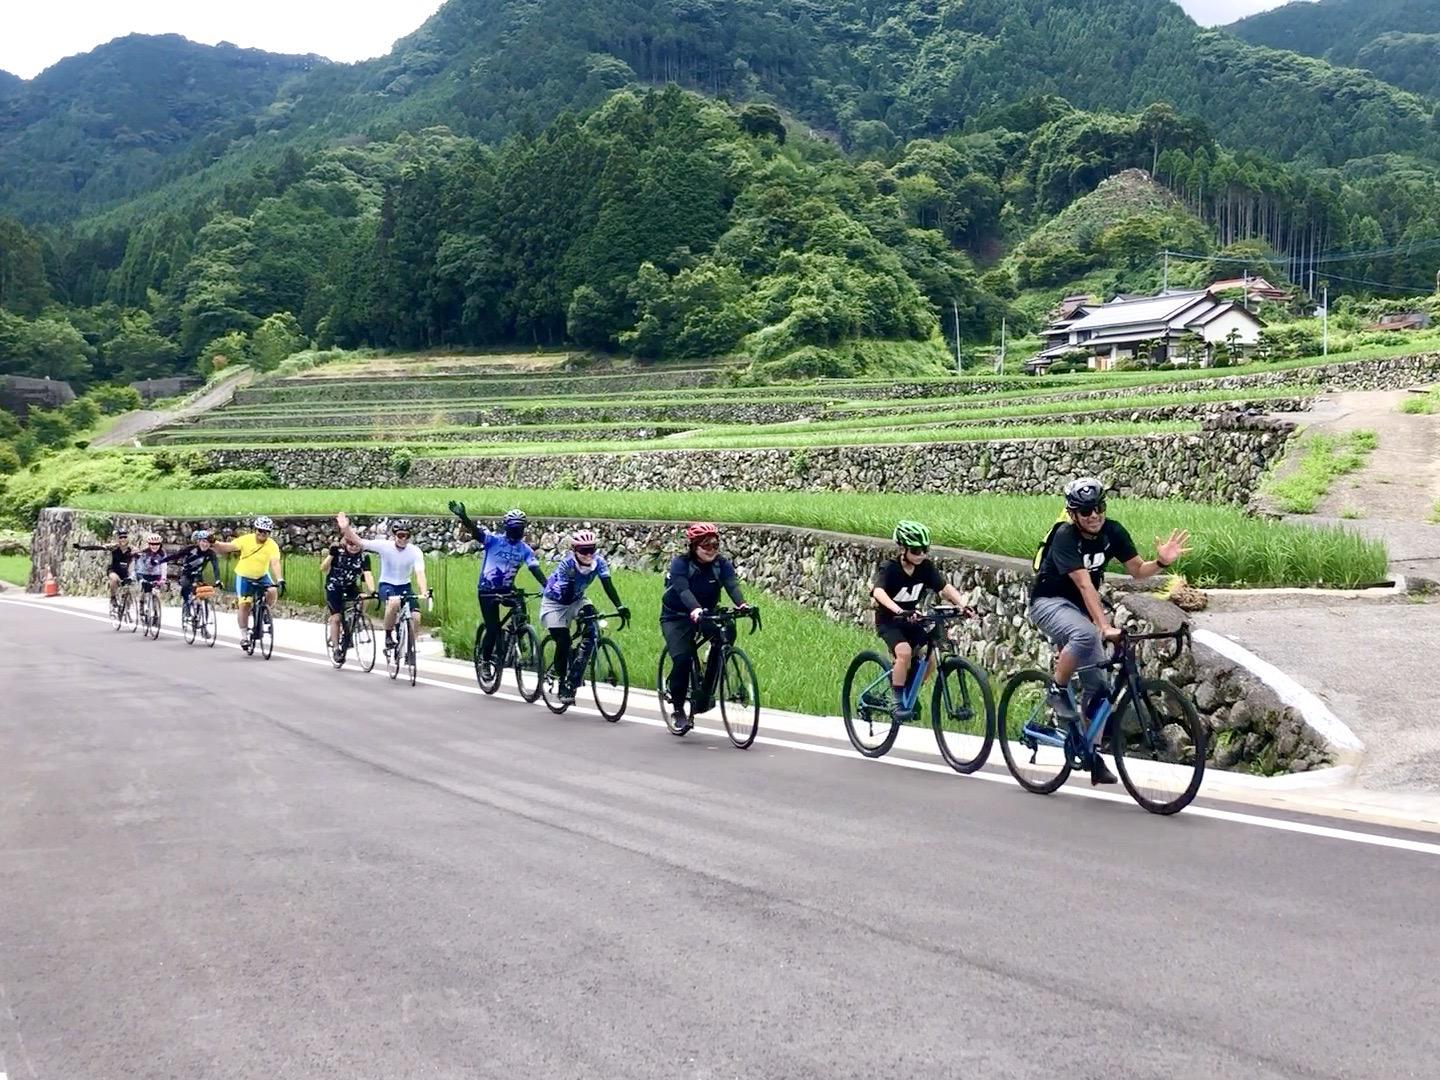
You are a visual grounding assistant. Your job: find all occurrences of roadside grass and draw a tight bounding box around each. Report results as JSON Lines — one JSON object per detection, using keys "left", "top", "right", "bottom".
{"left": 204, "top": 554, "right": 873, "bottom": 718}
{"left": 0, "top": 554, "right": 28, "bottom": 586}
{"left": 71, "top": 488, "right": 1391, "bottom": 588}
{"left": 1398, "top": 389, "right": 1440, "bottom": 415}
{"left": 1261, "top": 431, "right": 1378, "bottom": 514}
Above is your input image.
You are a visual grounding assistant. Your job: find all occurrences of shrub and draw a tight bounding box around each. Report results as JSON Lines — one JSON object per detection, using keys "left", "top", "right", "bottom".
{"left": 62, "top": 396, "right": 102, "bottom": 431}
{"left": 391, "top": 448, "right": 414, "bottom": 478}
{"left": 0, "top": 442, "right": 20, "bottom": 476}
{"left": 0, "top": 411, "right": 19, "bottom": 439}
{"left": 87, "top": 385, "right": 143, "bottom": 415}
{"left": 0, "top": 450, "right": 182, "bottom": 526}
{"left": 26, "top": 408, "right": 73, "bottom": 447}
{"left": 153, "top": 448, "right": 208, "bottom": 475}
{"left": 189, "top": 468, "right": 275, "bottom": 490}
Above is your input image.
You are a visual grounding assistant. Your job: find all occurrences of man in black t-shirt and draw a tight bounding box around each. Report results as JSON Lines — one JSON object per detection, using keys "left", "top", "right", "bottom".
{"left": 1028, "top": 477, "right": 1189, "bottom": 784}
{"left": 872, "top": 520, "right": 965, "bottom": 722}
{"left": 321, "top": 536, "right": 375, "bottom": 650}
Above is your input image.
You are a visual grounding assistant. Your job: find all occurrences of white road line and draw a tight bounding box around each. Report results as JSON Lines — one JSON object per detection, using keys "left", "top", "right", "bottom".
{"left": 8, "top": 597, "right": 1440, "bottom": 859}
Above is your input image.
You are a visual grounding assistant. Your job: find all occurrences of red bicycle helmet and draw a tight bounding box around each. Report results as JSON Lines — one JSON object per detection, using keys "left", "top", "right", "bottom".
{"left": 685, "top": 522, "right": 719, "bottom": 544}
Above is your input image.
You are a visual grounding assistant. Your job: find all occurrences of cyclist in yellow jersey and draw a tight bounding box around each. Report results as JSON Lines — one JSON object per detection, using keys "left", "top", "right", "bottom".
{"left": 212, "top": 516, "right": 285, "bottom": 648}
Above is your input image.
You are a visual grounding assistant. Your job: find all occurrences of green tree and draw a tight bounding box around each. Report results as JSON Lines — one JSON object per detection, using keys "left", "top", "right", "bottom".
{"left": 251, "top": 311, "right": 307, "bottom": 370}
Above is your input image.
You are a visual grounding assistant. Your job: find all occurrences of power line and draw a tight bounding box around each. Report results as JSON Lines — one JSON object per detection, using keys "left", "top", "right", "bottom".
{"left": 1313, "top": 269, "right": 1431, "bottom": 294}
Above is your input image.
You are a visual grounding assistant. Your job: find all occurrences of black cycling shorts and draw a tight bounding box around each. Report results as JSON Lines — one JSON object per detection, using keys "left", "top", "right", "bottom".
{"left": 876, "top": 617, "right": 929, "bottom": 654}
{"left": 325, "top": 583, "right": 358, "bottom": 615}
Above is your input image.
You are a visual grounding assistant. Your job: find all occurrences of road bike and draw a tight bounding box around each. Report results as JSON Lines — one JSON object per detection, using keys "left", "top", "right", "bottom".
{"left": 110, "top": 581, "right": 137, "bottom": 634}
{"left": 137, "top": 579, "right": 165, "bottom": 640}
{"left": 182, "top": 582, "right": 219, "bottom": 648}
{"left": 997, "top": 625, "right": 1205, "bottom": 815}
{"left": 384, "top": 589, "right": 432, "bottom": 687}
{"left": 329, "top": 591, "right": 377, "bottom": 671}
{"left": 840, "top": 607, "right": 995, "bottom": 772}
{"left": 539, "top": 605, "right": 630, "bottom": 720}
{"left": 473, "top": 589, "right": 541, "bottom": 701}
{"left": 239, "top": 579, "right": 279, "bottom": 660}
{"left": 657, "top": 607, "right": 762, "bottom": 749}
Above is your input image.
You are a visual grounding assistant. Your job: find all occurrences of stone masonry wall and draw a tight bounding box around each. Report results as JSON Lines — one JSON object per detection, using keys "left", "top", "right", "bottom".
{"left": 207, "top": 420, "right": 1292, "bottom": 506}
{"left": 30, "top": 508, "right": 1332, "bottom": 774}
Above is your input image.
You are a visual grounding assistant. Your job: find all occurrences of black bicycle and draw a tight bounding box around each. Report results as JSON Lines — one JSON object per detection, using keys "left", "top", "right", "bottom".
{"left": 330, "top": 591, "right": 377, "bottom": 671}
{"left": 385, "top": 589, "right": 432, "bottom": 687}
{"left": 110, "top": 581, "right": 137, "bottom": 634}
{"left": 138, "top": 579, "right": 165, "bottom": 640}
{"left": 657, "top": 607, "right": 762, "bottom": 749}
{"left": 182, "top": 582, "right": 219, "bottom": 648}
{"left": 473, "top": 589, "right": 542, "bottom": 701}
{"left": 998, "top": 625, "right": 1205, "bottom": 815}
{"left": 239, "top": 579, "right": 280, "bottom": 660}
{"left": 539, "top": 606, "right": 630, "bottom": 720}
{"left": 841, "top": 606, "right": 996, "bottom": 773}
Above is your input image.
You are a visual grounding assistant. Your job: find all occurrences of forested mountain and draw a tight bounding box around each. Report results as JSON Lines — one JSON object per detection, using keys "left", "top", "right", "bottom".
{"left": 1227, "top": 0, "right": 1440, "bottom": 99}
{"left": 0, "top": 35, "right": 322, "bottom": 220}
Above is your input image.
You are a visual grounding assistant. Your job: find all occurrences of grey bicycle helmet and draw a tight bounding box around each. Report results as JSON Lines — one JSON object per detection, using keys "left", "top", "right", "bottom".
{"left": 253, "top": 515, "right": 275, "bottom": 532}
{"left": 1064, "top": 477, "right": 1105, "bottom": 512}
{"left": 191, "top": 529, "right": 210, "bottom": 541}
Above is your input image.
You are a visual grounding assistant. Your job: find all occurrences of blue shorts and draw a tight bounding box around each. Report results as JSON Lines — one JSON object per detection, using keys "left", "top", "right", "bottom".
{"left": 379, "top": 582, "right": 415, "bottom": 604}
{"left": 235, "top": 574, "right": 274, "bottom": 598}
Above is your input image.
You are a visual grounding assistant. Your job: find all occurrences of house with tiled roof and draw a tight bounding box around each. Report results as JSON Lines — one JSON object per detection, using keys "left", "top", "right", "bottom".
{"left": 1027, "top": 289, "right": 1263, "bottom": 373}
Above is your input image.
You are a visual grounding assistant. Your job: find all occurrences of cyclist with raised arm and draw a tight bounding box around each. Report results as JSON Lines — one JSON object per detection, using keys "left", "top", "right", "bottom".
{"left": 448, "top": 502, "right": 548, "bottom": 681}
{"left": 1029, "top": 477, "right": 1190, "bottom": 785}
{"left": 335, "top": 513, "right": 430, "bottom": 657}
{"left": 659, "top": 523, "right": 749, "bottom": 733}
{"left": 321, "top": 533, "right": 375, "bottom": 652}
{"left": 540, "top": 528, "right": 629, "bottom": 706}
{"left": 176, "top": 530, "right": 222, "bottom": 623}
{"left": 105, "top": 528, "right": 134, "bottom": 602}
{"left": 211, "top": 517, "right": 285, "bottom": 651}
{"left": 871, "top": 521, "right": 966, "bottom": 723}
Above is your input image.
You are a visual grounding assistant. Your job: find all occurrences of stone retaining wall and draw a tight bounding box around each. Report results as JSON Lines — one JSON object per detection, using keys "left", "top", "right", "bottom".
{"left": 28, "top": 507, "right": 1333, "bottom": 774}
{"left": 205, "top": 419, "right": 1292, "bottom": 505}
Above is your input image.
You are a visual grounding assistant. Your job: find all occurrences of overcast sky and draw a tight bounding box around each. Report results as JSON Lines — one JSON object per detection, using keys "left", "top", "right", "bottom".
{"left": 2, "top": 0, "right": 1295, "bottom": 80}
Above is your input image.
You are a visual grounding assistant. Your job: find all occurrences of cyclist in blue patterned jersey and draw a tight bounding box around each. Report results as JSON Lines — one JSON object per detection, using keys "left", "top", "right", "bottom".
{"left": 541, "top": 528, "right": 628, "bottom": 706}
{"left": 449, "top": 502, "right": 549, "bottom": 679}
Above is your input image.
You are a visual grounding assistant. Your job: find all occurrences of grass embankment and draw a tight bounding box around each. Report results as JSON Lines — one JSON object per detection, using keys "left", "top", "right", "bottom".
{"left": 0, "top": 555, "right": 28, "bottom": 586}
{"left": 188, "top": 554, "right": 871, "bottom": 718}
{"left": 1261, "top": 431, "right": 1377, "bottom": 514}
{"left": 71, "top": 488, "right": 1390, "bottom": 588}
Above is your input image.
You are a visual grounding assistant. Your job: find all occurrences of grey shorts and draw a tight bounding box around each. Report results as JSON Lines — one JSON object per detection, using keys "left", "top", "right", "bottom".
{"left": 1028, "top": 596, "right": 1106, "bottom": 670}
{"left": 540, "top": 597, "right": 587, "bottom": 631}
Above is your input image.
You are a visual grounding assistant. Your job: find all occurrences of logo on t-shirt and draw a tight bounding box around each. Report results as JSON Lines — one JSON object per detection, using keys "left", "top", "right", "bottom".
{"left": 893, "top": 583, "right": 926, "bottom": 604}
{"left": 1083, "top": 550, "right": 1108, "bottom": 571}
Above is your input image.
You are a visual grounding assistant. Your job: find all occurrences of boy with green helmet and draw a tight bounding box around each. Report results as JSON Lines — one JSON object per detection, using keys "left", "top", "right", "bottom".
{"left": 871, "top": 520, "right": 965, "bottom": 722}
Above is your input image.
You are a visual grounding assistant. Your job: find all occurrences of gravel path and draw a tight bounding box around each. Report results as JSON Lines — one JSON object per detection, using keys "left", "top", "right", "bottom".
{"left": 93, "top": 368, "right": 253, "bottom": 448}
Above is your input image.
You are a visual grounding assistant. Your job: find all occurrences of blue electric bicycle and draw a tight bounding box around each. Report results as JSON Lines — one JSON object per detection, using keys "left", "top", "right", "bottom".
{"left": 997, "top": 625, "right": 1204, "bottom": 815}
{"left": 840, "top": 607, "right": 996, "bottom": 773}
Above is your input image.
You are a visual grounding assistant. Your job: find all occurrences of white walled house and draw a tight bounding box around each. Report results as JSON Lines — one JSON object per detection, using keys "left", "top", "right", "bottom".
{"left": 1028, "top": 289, "right": 1264, "bottom": 373}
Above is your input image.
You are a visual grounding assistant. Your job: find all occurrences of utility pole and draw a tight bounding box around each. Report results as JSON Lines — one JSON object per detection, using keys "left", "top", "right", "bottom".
{"left": 1309, "top": 267, "right": 1316, "bottom": 301}
{"left": 1322, "top": 283, "right": 1329, "bottom": 358}
{"left": 951, "top": 298, "right": 962, "bottom": 374}
{"left": 1162, "top": 250, "right": 1169, "bottom": 292}
{"left": 997, "top": 316, "right": 1007, "bottom": 374}
{"left": 1242, "top": 269, "right": 1250, "bottom": 313}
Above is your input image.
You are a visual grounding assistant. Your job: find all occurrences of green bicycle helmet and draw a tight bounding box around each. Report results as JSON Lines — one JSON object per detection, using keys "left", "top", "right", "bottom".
{"left": 893, "top": 520, "right": 931, "bottom": 549}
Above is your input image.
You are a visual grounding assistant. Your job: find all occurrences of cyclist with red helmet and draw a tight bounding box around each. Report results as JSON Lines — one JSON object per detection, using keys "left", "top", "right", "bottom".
{"left": 659, "top": 523, "right": 750, "bottom": 731}
{"left": 539, "top": 528, "right": 629, "bottom": 705}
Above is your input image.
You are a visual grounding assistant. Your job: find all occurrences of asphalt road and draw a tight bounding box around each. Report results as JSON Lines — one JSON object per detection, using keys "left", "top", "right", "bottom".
{"left": 2, "top": 601, "right": 1439, "bottom": 1080}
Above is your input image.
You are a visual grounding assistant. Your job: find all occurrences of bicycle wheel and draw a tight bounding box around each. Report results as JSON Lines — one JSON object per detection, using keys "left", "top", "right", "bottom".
{"left": 329, "top": 617, "right": 345, "bottom": 668}
{"left": 590, "top": 637, "right": 629, "bottom": 722}
{"left": 202, "top": 601, "right": 216, "bottom": 648}
{"left": 537, "top": 636, "right": 569, "bottom": 714}
{"left": 387, "top": 621, "right": 403, "bottom": 680}
{"left": 144, "top": 592, "right": 161, "bottom": 640}
{"left": 841, "top": 651, "right": 900, "bottom": 758}
{"left": 513, "top": 626, "right": 542, "bottom": 702}
{"left": 123, "top": 592, "right": 137, "bottom": 633}
{"left": 258, "top": 606, "right": 274, "bottom": 660}
{"left": 353, "top": 612, "right": 376, "bottom": 672}
{"left": 110, "top": 594, "right": 122, "bottom": 631}
{"left": 719, "top": 647, "right": 760, "bottom": 749}
{"left": 1111, "top": 678, "right": 1207, "bottom": 815}
{"left": 407, "top": 626, "right": 417, "bottom": 687}
{"left": 997, "top": 670, "right": 1073, "bottom": 795}
{"left": 656, "top": 650, "right": 693, "bottom": 735}
{"left": 475, "top": 623, "right": 501, "bottom": 694}
{"left": 183, "top": 601, "right": 197, "bottom": 645}
{"left": 931, "top": 656, "right": 996, "bottom": 774}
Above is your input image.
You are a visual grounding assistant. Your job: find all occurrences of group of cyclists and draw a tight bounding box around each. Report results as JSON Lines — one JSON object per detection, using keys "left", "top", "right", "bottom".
{"left": 92, "top": 476, "right": 1189, "bottom": 773}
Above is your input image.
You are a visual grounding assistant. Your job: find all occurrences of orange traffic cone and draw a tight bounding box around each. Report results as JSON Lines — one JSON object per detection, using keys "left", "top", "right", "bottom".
{"left": 42, "top": 568, "right": 59, "bottom": 597}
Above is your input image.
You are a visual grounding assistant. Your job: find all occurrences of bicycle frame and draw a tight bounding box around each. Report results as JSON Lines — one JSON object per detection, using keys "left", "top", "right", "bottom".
{"left": 857, "top": 647, "right": 933, "bottom": 713}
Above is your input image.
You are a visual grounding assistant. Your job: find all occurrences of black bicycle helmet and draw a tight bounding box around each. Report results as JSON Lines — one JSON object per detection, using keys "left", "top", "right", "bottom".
{"left": 1064, "top": 477, "right": 1106, "bottom": 512}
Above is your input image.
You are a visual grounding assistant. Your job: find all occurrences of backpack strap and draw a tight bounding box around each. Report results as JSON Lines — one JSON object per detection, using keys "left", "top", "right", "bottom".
{"left": 1032, "top": 517, "right": 1069, "bottom": 573}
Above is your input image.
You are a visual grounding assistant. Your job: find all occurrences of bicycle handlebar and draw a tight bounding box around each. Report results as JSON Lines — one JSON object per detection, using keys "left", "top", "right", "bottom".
{"left": 579, "top": 608, "right": 630, "bottom": 631}
{"left": 1114, "top": 624, "right": 1190, "bottom": 663}
{"left": 701, "top": 606, "right": 762, "bottom": 633}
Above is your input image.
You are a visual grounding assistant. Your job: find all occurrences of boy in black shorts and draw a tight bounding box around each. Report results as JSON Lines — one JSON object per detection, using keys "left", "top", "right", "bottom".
{"left": 321, "top": 535, "right": 375, "bottom": 651}
{"left": 872, "top": 520, "right": 965, "bottom": 722}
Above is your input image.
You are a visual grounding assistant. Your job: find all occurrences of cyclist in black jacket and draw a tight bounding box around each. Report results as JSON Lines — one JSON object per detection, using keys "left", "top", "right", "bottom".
{"left": 175, "top": 530, "right": 222, "bottom": 621}
{"left": 659, "top": 522, "right": 749, "bottom": 730}
{"left": 105, "top": 529, "right": 134, "bottom": 601}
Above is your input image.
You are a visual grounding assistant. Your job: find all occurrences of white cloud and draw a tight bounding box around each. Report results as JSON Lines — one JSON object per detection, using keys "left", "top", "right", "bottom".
{"left": 1176, "top": 0, "right": 1303, "bottom": 28}
{"left": 0, "top": 0, "right": 447, "bottom": 79}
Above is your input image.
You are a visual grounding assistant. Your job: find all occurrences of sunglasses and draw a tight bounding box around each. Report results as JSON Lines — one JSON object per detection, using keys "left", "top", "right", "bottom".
{"left": 696, "top": 538, "right": 720, "bottom": 550}
{"left": 147, "top": 541, "right": 161, "bottom": 546}
{"left": 1075, "top": 503, "right": 1107, "bottom": 517}
{"left": 574, "top": 546, "right": 597, "bottom": 556}
{"left": 394, "top": 532, "right": 411, "bottom": 539}
{"left": 906, "top": 545, "right": 929, "bottom": 555}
